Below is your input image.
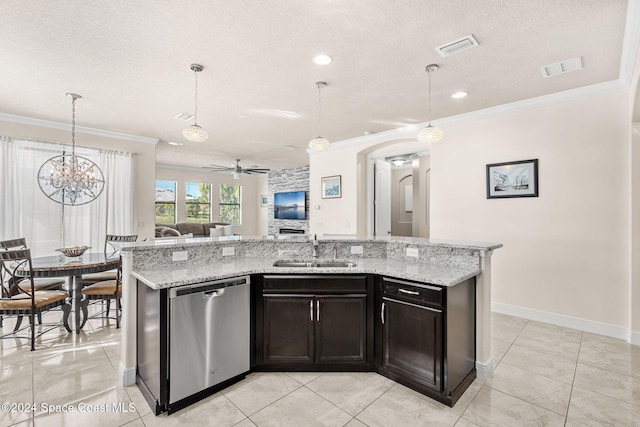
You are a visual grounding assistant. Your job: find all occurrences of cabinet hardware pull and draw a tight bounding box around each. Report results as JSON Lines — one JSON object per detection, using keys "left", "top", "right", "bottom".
{"left": 398, "top": 288, "right": 420, "bottom": 295}
{"left": 381, "top": 302, "right": 385, "bottom": 324}
{"left": 316, "top": 300, "right": 320, "bottom": 321}
{"left": 310, "top": 300, "right": 313, "bottom": 321}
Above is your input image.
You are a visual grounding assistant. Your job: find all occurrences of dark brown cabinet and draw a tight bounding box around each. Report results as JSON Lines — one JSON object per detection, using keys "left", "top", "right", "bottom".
{"left": 382, "top": 297, "right": 442, "bottom": 390}
{"left": 256, "top": 275, "right": 372, "bottom": 370}
{"left": 375, "top": 276, "right": 476, "bottom": 407}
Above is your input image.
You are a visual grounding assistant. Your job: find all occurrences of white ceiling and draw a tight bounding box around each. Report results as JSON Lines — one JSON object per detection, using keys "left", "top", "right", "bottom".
{"left": 0, "top": 1, "right": 631, "bottom": 171}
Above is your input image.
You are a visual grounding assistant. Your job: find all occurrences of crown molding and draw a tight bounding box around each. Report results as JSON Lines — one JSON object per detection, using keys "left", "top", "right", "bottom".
{"left": 0, "top": 112, "right": 159, "bottom": 145}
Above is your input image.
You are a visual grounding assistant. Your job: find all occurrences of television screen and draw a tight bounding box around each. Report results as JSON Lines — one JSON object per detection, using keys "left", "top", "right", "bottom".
{"left": 274, "top": 191, "right": 306, "bottom": 220}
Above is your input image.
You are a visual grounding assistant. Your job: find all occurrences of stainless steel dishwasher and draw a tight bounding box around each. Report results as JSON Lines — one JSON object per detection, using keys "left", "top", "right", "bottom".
{"left": 168, "top": 276, "right": 250, "bottom": 405}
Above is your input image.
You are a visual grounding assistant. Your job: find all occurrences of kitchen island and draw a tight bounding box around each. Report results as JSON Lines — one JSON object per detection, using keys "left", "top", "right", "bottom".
{"left": 117, "top": 235, "right": 501, "bottom": 413}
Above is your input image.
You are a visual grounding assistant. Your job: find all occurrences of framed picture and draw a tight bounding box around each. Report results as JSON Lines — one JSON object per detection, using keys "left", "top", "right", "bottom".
{"left": 486, "top": 159, "right": 538, "bottom": 199}
{"left": 260, "top": 194, "right": 268, "bottom": 207}
{"left": 321, "top": 175, "right": 342, "bottom": 199}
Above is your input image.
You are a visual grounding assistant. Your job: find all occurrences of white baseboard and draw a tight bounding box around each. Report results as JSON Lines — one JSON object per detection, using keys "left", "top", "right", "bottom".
{"left": 492, "top": 301, "right": 633, "bottom": 343}
{"left": 119, "top": 362, "right": 136, "bottom": 387}
{"left": 475, "top": 358, "right": 494, "bottom": 380}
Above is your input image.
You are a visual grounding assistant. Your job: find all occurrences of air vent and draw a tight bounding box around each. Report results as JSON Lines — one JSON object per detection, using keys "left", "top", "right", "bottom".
{"left": 279, "top": 145, "right": 296, "bottom": 150}
{"left": 541, "top": 57, "right": 583, "bottom": 77}
{"left": 175, "top": 113, "right": 194, "bottom": 121}
{"left": 435, "top": 35, "right": 479, "bottom": 57}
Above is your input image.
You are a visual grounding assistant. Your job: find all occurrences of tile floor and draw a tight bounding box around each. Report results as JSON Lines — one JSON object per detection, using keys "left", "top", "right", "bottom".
{"left": 1, "top": 310, "right": 639, "bottom": 426}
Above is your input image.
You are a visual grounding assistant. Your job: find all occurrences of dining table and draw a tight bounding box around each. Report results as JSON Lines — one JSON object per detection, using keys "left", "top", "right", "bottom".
{"left": 17, "top": 252, "right": 120, "bottom": 333}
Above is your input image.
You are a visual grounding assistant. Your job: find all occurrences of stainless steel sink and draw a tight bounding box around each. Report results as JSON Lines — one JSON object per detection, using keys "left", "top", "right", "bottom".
{"left": 273, "top": 260, "right": 357, "bottom": 268}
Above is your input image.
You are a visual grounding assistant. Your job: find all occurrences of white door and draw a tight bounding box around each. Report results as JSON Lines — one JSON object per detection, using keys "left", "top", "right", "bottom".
{"left": 374, "top": 159, "right": 391, "bottom": 236}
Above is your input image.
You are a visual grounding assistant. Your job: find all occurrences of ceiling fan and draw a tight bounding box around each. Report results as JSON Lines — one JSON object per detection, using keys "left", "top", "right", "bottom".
{"left": 205, "top": 159, "right": 270, "bottom": 178}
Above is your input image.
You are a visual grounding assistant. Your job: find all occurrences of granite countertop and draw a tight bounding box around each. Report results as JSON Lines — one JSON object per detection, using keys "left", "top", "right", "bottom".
{"left": 131, "top": 256, "right": 481, "bottom": 290}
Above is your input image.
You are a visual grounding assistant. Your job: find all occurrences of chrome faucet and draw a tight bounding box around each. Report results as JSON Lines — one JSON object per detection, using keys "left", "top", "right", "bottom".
{"left": 312, "top": 234, "right": 319, "bottom": 258}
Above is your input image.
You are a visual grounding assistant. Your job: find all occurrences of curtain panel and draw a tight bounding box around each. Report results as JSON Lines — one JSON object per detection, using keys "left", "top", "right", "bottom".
{"left": 0, "top": 136, "right": 134, "bottom": 256}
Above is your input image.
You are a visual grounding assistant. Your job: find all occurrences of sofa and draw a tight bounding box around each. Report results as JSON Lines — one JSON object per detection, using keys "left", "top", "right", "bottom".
{"left": 155, "top": 222, "right": 230, "bottom": 237}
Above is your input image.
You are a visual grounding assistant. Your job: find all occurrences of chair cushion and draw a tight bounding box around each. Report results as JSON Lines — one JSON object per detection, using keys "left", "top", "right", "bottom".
{"left": 82, "top": 271, "right": 117, "bottom": 284}
{"left": 82, "top": 280, "right": 121, "bottom": 296}
{"left": 0, "top": 291, "right": 69, "bottom": 309}
{"left": 16, "top": 278, "right": 65, "bottom": 293}
{"left": 209, "top": 227, "right": 223, "bottom": 237}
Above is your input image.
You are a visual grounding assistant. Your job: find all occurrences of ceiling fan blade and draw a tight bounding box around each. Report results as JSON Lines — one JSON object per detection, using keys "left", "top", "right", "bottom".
{"left": 244, "top": 169, "right": 270, "bottom": 173}
{"left": 208, "top": 163, "right": 233, "bottom": 169}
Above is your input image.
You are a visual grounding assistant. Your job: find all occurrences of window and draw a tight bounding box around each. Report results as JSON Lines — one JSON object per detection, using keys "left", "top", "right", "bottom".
{"left": 219, "top": 184, "right": 241, "bottom": 225}
{"left": 186, "top": 182, "right": 211, "bottom": 223}
{"left": 155, "top": 180, "right": 176, "bottom": 224}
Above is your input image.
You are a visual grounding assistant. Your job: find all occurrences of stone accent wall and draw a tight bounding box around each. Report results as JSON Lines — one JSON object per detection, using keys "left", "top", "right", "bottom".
{"left": 268, "top": 165, "right": 310, "bottom": 235}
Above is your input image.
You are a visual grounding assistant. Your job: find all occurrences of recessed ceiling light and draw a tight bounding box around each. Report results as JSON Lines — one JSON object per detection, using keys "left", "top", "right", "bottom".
{"left": 312, "top": 54, "right": 333, "bottom": 65}
{"left": 451, "top": 91, "right": 468, "bottom": 99}
{"left": 167, "top": 141, "right": 183, "bottom": 146}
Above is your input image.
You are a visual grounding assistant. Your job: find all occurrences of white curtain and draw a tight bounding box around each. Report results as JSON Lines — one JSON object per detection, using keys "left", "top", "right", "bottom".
{"left": 0, "top": 136, "right": 134, "bottom": 256}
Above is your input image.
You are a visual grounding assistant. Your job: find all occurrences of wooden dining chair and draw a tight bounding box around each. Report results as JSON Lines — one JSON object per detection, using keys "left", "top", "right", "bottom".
{"left": 0, "top": 248, "right": 71, "bottom": 350}
{"left": 0, "top": 238, "right": 65, "bottom": 328}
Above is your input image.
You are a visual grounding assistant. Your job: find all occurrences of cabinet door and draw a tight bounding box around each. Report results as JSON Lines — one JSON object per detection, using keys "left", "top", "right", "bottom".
{"left": 263, "top": 295, "right": 315, "bottom": 365}
{"left": 383, "top": 298, "right": 442, "bottom": 390}
{"left": 315, "top": 295, "right": 367, "bottom": 364}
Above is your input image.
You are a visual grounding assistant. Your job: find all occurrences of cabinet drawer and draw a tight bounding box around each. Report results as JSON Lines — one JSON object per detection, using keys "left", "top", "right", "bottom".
{"left": 263, "top": 275, "right": 368, "bottom": 293}
{"left": 382, "top": 277, "right": 443, "bottom": 308}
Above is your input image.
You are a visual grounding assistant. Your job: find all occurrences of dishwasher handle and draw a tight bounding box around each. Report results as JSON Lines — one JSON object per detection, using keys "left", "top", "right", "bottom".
{"left": 203, "top": 289, "right": 225, "bottom": 299}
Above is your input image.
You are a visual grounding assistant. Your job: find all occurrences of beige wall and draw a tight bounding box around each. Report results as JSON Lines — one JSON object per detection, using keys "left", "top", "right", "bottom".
{"left": 0, "top": 119, "right": 157, "bottom": 240}
{"left": 155, "top": 166, "right": 268, "bottom": 236}
{"left": 310, "top": 88, "right": 637, "bottom": 338}
{"left": 430, "top": 90, "right": 631, "bottom": 329}
{"left": 309, "top": 145, "right": 361, "bottom": 235}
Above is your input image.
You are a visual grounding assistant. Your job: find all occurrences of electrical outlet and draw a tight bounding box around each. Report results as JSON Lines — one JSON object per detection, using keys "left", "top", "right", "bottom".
{"left": 406, "top": 247, "right": 419, "bottom": 258}
{"left": 350, "top": 246, "right": 364, "bottom": 255}
{"left": 222, "top": 247, "right": 235, "bottom": 256}
{"left": 172, "top": 251, "right": 188, "bottom": 262}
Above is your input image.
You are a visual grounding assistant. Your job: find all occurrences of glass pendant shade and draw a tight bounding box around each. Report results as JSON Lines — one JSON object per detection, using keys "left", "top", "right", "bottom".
{"left": 37, "top": 93, "right": 105, "bottom": 206}
{"left": 308, "top": 136, "right": 330, "bottom": 152}
{"left": 418, "top": 64, "right": 444, "bottom": 143}
{"left": 183, "top": 63, "right": 208, "bottom": 142}
{"left": 309, "top": 82, "right": 330, "bottom": 152}
{"left": 417, "top": 125, "right": 444, "bottom": 143}
{"left": 182, "top": 123, "right": 209, "bottom": 142}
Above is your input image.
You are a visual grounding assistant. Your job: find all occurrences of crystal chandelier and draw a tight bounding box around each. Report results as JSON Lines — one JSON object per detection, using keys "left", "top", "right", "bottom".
{"left": 37, "top": 93, "right": 105, "bottom": 206}
{"left": 182, "top": 64, "right": 209, "bottom": 142}
{"left": 417, "top": 64, "right": 444, "bottom": 143}
{"left": 308, "top": 81, "right": 330, "bottom": 151}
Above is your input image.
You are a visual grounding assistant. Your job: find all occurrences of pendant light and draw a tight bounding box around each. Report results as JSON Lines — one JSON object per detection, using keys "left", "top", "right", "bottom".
{"left": 182, "top": 63, "right": 209, "bottom": 142}
{"left": 417, "top": 64, "right": 444, "bottom": 143}
{"left": 308, "top": 81, "right": 330, "bottom": 151}
{"left": 37, "top": 93, "right": 105, "bottom": 206}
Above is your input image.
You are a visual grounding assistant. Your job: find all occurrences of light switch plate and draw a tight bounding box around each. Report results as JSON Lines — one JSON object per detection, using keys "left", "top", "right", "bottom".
{"left": 222, "top": 247, "right": 235, "bottom": 256}
{"left": 172, "top": 251, "right": 188, "bottom": 262}
{"left": 351, "top": 246, "right": 364, "bottom": 255}
{"left": 406, "top": 247, "right": 419, "bottom": 258}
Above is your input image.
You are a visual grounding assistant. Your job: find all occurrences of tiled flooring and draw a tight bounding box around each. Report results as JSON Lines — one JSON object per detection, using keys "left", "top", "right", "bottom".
{"left": 1, "top": 310, "right": 639, "bottom": 426}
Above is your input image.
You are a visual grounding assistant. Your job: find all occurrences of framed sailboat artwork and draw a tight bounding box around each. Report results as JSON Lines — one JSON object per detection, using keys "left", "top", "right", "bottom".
{"left": 486, "top": 159, "right": 538, "bottom": 199}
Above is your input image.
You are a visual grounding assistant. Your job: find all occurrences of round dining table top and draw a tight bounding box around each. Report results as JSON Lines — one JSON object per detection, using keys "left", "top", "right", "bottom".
{"left": 23, "top": 252, "right": 120, "bottom": 277}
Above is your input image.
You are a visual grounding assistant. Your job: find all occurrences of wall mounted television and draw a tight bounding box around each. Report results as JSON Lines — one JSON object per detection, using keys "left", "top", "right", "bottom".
{"left": 274, "top": 190, "right": 307, "bottom": 220}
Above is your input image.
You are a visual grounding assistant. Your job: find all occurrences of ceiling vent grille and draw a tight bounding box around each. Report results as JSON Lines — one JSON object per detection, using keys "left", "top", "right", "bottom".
{"left": 435, "top": 35, "right": 479, "bottom": 57}
{"left": 175, "top": 113, "right": 194, "bottom": 121}
{"left": 541, "top": 57, "right": 583, "bottom": 77}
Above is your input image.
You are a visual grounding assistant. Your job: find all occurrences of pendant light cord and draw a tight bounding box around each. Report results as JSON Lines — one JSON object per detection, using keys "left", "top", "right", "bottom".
{"left": 71, "top": 95, "right": 76, "bottom": 157}
{"left": 193, "top": 70, "right": 199, "bottom": 125}
{"left": 317, "top": 82, "right": 323, "bottom": 136}
{"left": 427, "top": 68, "right": 433, "bottom": 126}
